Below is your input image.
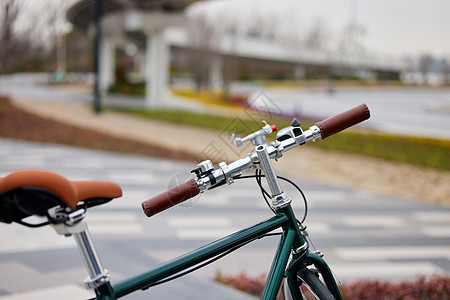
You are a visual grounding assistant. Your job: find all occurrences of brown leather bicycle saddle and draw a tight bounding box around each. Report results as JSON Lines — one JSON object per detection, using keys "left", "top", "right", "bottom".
{"left": 0, "top": 169, "right": 122, "bottom": 224}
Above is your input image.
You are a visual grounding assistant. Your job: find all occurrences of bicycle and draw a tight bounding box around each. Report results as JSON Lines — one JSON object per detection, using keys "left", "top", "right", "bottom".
{"left": 0, "top": 103, "right": 370, "bottom": 299}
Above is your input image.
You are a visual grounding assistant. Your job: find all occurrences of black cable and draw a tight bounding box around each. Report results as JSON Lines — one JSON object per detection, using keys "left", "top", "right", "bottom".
{"left": 15, "top": 219, "right": 50, "bottom": 228}
{"left": 274, "top": 175, "right": 308, "bottom": 224}
{"left": 255, "top": 169, "right": 276, "bottom": 214}
{"left": 234, "top": 172, "right": 308, "bottom": 223}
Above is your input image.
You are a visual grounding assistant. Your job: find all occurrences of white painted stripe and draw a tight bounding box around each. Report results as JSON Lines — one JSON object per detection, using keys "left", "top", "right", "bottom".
{"left": 0, "top": 224, "right": 76, "bottom": 254}
{"left": 304, "top": 191, "right": 346, "bottom": 202}
{"left": 421, "top": 226, "right": 450, "bottom": 238}
{"left": 176, "top": 228, "right": 239, "bottom": 240}
{"left": 221, "top": 189, "right": 260, "bottom": 197}
{"left": 342, "top": 216, "right": 404, "bottom": 227}
{"left": 87, "top": 212, "right": 138, "bottom": 222}
{"left": 108, "top": 172, "right": 160, "bottom": 184}
{"left": 197, "top": 194, "right": 231, "bottom": 206}
{"left": 331, "top": 261, "right": 445, "bottom": 281}
{"left": 89, "top": 224, "right": 144, "bottom": 235}
{"left": 85, "top": 212, "right": 144, "bottom": 234}
{"left": 4, "top": 156, "right": 46, "bottom": 167}
{"left": 168, "top": 216, "right": 231, "bottom": 227}
{"left": 61, "top": 158, "right": 105, "bottom": 168}
{"left": 413, "top": 212, "right": 450, "bottom": 222}
{"left": 303, "top": 222, "right": 331, "bottom": 234}
{"left": 256, "top": 200, "right": 274, "bottom": 209}
{"left": 0, "top": 284, "right": 93, "bottom": 300}
{"left": 333, "top": 246, "right": 450, "bottom": 260}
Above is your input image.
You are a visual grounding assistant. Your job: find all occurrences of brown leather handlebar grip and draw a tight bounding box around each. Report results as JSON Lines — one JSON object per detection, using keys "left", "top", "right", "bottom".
{"left": 315, "top": 104, "right": 370, "bottom": 139}
{"left": 141, "top": 179, "right": 200, "bottom": 217}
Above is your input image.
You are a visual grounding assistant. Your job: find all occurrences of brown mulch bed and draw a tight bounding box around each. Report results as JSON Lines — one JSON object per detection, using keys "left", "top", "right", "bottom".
{"left": 0, "top": 95, "right": 191, "bottom": 160}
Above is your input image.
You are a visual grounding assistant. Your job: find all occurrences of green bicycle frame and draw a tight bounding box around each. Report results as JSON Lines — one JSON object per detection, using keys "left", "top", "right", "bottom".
{"left": 92, "top": 205, "right": 343, "bottom": 300}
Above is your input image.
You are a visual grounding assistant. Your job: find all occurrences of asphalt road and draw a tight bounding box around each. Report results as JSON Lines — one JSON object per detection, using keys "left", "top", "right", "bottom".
{"left": 0, "top": 138, "right": 449, "bottom": 299}
{"left": 251, "top": 87, "right": 450, "bottom": 139}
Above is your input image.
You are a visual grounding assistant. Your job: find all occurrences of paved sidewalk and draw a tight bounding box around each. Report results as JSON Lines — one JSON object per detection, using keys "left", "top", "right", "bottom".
{"left": 1, "top": 138, "right": 449, "bottom": 300}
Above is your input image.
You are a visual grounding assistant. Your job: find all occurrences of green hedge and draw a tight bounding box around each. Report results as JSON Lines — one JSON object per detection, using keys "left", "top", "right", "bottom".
{"left": 316, "top": 131, "right": 450, "bottom": 171}
{"left": 107, "top": 107, "right": 450, "bottom": 171}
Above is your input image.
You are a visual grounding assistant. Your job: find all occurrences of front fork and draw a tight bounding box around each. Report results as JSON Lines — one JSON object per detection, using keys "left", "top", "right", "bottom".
{"left": 286, "top": 250, "right": 344, "bottom": 300}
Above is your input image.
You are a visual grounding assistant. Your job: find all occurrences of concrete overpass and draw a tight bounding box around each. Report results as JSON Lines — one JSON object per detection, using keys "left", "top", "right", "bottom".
{"left": 67, "top": 0, "right": 405, "bottom": 107}
{"left": 165, "top": 28, "right": 406, "bottom": 87}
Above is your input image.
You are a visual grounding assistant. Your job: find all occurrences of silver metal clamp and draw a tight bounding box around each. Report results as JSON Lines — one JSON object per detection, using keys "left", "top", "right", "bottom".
{"left": 232, "top": 121, "right": 276, "bottom": 147}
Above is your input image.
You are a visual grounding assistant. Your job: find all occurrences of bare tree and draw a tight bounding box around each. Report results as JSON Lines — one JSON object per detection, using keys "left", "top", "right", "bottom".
{"left": 186, "top": 11, "right": 219, "bottom": 91}
{"left": 41, "top": 1, "right": 71, "bottom": 71}
{"left": 0, "top": 0, "right": 74, "bottom": 75}
{"left": 0, "top": 0, "right": 22, "bottom": 74}
{"left": 337, "top": 21, "right": 367, "bottom": 54}
{"left": 418, "top": 53, "right": 434, "bottom": 77}
{"left": 303, "top": 18, "right": 330, "bottom": 51}
{"left": 245, "top": 11, "right": 280, "bottom": 41}
{"left": 442, "top": 58, "right": 450, "bottom": 85}
{"left": 66, "top": 28, "right": 93, "bottom": 72}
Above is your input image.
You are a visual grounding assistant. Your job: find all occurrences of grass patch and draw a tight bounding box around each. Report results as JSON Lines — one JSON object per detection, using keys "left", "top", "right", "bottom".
{"left": 171, "top": 88, "right": 248, "bottom": 108}
{"left": 257, "top": 79, "right": 405, "bottom": 90}
{"left": 106, "top": 106, "right": 297, "bottom": 135}
{"left": 106, "top": 106, "right": 450, "bottom": 171}
{"left": 315, "top": 131, "right": 450, "bottom": 171}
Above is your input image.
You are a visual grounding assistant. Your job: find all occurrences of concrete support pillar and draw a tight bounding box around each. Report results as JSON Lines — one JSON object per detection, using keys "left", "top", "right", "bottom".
{"left": 99, "top": 38, "right": 115, "bottom": 94}
{"left": 145, "top": 29, "right": 169, "bottom": 108}
{"left": 294, "top": 65, "right": 306, "bottom": 80}
{"left": 209, "top": 55, "right": 223, "bottom": 91}
{"left": 134, "top": 51, "right": 145, "bottom": 74}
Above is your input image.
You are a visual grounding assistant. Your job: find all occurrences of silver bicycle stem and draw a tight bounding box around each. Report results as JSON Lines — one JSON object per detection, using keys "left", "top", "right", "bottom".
{"left": 255, "top": 144, "right": 292, "bottom": 209}
{"left": 256, "top": 144, "right": 281, "bottom": 195}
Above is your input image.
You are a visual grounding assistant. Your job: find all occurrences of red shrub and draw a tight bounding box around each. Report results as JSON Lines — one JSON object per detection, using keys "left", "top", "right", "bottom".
{"left": 215, "top": 271, "right": 266, "bottom": 297}
{"left": 340, "top": 275, "right": 450, "bottom": 300}
{"left": 214, "top": 271, "right": 450, "bottom": 300}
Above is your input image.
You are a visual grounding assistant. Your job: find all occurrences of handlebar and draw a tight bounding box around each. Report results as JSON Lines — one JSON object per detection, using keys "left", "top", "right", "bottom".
{"left": 141, "top": 179, "right": 200, "bottom": 217}
{"left": 141, "top": 104, "right": 370, "bottom": 217}
{"left": 315, "top": 103, "right": 370, "bottom": 139}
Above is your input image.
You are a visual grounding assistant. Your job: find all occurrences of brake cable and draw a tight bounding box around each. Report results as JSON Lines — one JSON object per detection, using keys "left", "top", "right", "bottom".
{"left": 234, "top": 171, "right": 308, "bottom": 224}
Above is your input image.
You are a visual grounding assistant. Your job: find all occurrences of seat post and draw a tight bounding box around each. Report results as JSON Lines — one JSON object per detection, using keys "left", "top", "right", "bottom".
{"left": 49, "top": 208, "right": 110, "bottom": 289}
{"left": 73, "top": 227, "right": 110, "bottom": 289}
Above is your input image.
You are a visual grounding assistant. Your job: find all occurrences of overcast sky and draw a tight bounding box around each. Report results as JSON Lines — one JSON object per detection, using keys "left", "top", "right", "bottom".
{"left": 190, "top": 0, "right": 450, "bottom": 58}
{"left": 15, "top": 0, "right": 450, "bottom": 59}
